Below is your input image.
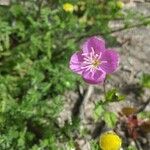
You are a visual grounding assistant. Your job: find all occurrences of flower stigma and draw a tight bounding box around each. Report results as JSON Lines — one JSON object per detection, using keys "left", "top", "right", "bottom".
{"left": 92, "top": 58, "right": 100, "bottom": 69}
{"left": 81, "top": 47, "right": 107, "bottom": 72}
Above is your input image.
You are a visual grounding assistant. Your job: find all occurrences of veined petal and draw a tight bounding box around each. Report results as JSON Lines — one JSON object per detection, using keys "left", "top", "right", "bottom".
{"left": 69, "top": 51, "right": 84, "bottom": 75}
{"left": 81, "top": 36, "right": 105, "bottom": 54}
{"left": 100, "top": 49, "right": 119, "bottom": 74}
{"left": 82, "top": 69, "right": 106, "bottom": 84}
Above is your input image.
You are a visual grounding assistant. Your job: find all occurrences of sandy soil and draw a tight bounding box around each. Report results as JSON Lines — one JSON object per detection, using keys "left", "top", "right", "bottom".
{"left": 58, "top": 1, "right": 150, "bottom": 149}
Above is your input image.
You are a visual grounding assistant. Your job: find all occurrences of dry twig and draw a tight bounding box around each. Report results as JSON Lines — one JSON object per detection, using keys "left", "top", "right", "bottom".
{"left": 79, "top": 85, "right": 94, "bottom": 121}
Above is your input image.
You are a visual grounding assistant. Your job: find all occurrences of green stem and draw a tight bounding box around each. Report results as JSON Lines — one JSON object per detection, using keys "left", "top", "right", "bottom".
{"left": 103, "top": 78, "right": 107, "bottom": 101}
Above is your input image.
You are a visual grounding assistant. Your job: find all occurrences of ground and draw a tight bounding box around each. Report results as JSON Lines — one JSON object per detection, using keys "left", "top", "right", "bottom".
{"left": 58, "top": 1, "right": 150, "bottom": 149}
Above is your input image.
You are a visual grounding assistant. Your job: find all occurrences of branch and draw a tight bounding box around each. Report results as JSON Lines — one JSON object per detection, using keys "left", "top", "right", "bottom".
{"left": 79, "top": 85, "right": 94, "bottom": 120}
{"left": 134, "top": 139, "right": 143, "bottom": 150}
{"left": 36, "top": 0, "right": 44, "bottom": 19}
{"left": 136, "top": 97, "right": 150, "bottom": 114}
{"left": 75, "top": 16, "right": 150, "bottom": 42}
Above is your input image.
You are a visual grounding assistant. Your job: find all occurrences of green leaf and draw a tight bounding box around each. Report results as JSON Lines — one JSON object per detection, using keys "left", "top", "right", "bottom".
{"left": 126, "top": 145, "right": 137, "bottom": 150}
{"left": 103, "top": 112, "right": 117, "bottom": 128}
{"left": 10, "top": 4, "right": 26, "bottom": 17}
{"left": 141, "top": 73, "right": 150, "bottom": 88}
{"left": 90, "top": 140, "right": 101, "bottom": 150}
{"left": 105, "top": 89, "right": 125, "bottom": 102}
{"left": 93, "top": 102, "right": 105, "bottom": 121}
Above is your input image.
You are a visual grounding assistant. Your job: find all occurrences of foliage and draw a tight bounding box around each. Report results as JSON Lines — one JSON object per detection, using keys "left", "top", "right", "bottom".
{"left": 126, "top": 146, "right": 137, "bottom": 150}
{"left": 0, "top": 0, "right": 121, "bottom": 149}
{"left": 91, "top": 140, "right": 100, "bottom": 150}
{"left": 105, "top": 89, "right": 125, "bottom": 102}
{"left": 93, "top": 102, "right": 117, "bottom": 128}
{"left": 0, "top": 0, "right": 79, "bottom": 149}
{"left": 141, "top": 73, "right": 150, "bottom": 88}
{"left": 0, "top": 0, "right": 149, "bottom": 149}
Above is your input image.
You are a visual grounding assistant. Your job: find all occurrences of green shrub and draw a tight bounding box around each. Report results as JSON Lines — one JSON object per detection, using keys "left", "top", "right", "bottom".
{"left": 0, "top": 0, "right": 125, "bottom": 149}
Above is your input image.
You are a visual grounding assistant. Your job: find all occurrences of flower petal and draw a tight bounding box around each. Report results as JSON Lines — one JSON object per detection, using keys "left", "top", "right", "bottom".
{"left": 100, "top": 49, "right": 119, "bottom": 73}
{"left": 81, "top": 36, "right": 105, "bottom": 54}
{"left": 82, "top": 69, "right": 106, "bottom": 84}
{"left": 69, "top": 51, "right": 84, "bottom": 75}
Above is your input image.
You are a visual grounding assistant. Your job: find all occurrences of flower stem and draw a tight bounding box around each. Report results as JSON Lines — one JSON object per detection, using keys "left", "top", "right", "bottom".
{"left": 80, "top": 85, "right": 94, "bottom": 121}
{"left": 103, "top": 78, "right": 107, "bottom": 101}
{"left": 134, "top": 139, "right": 142, "bottom": 150}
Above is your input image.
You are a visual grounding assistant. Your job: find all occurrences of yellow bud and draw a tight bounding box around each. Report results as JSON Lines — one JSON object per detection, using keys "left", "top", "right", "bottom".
{"left": 116, "top": 1, "right": 124, "bottom": 9}
{"left": 99, "top": 131, "right": 122, "bottom": 150}
{"left": 63, "top": 3, "right": 74, "bottom": 13}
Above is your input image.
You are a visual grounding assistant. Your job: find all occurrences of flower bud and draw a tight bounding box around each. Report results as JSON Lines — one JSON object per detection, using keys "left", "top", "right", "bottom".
{"left": 99, "top": 131, "right": 122, "bottom": 150}
{"left": 63, "top": 3, "right": 74, "bottom": 12}
{"left": 116, "top": 1, "right": 124, "bottom": 9}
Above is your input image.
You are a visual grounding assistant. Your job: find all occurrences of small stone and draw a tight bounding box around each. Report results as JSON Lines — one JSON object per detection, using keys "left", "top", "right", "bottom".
{"left": 0, "top": 0, "right": 10, "bottom": 5}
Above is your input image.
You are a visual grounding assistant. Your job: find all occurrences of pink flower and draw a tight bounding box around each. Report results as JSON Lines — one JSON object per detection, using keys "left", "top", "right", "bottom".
{"left": 69, "top": 36, "right": 119, "bottom": 84}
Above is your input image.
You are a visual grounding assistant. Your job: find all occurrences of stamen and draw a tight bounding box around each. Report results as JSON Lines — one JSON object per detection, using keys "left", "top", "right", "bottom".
{"left": 82, "top": 53, "right": 88, "bottom": 56}
{"left": 83, "top": 61, "right": 91, "bottom": 65}
{"left": 81, "top": 48, "right": 103, "bottom": 73}
{"left": 86, "top": 66, "right": 93, "bottom": 72}
{"left": 101, "top": 61, "right": 107, "bottom": 64}
{"left": 99, "top": 52, "right": 102, "bottom": 59}
{"left": 90, "top": 52, "right": 93, "bottom": 60}
{"left": 83, "top": 57, "right": 90, "bottom": 61}
{"left": 91, "top": 47, "right": 95, "bottom": 55}
{"left": 95, "top": 54, "right": 99, "bottom": 58}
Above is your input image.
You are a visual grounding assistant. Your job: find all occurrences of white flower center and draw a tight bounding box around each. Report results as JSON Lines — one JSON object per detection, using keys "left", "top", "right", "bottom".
{"left": 81, "top": 47, "right": 107, "bottom": 72}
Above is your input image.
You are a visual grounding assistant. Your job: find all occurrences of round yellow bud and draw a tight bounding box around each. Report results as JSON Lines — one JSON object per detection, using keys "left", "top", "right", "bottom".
{"left": 63, "top": 3, "right": 74, "bottom": 12}
{"left": 99, "top": 131, "right": 122, "bottom": 150}
{"left": 116, "top": 1, "right": 124, "bottom": 9}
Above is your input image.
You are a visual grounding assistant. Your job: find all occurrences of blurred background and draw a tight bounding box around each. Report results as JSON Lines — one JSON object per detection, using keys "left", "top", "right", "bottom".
{"left": 0, "top": 0, "right": 150, "bottom": 150}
